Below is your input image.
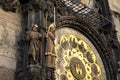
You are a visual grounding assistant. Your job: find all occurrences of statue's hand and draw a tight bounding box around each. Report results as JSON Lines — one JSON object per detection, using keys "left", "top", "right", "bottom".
{"left": 42, "top": 32, "right": 46, "bottom": 36}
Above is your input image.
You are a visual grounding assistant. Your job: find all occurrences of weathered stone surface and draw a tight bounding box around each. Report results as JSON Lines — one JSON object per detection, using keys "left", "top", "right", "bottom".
{"left": 108, "top": 0, "right": 120, "bottom": 42}
{"left": 0, "top": 8, "right": 21, "bottom": 80}
{"left": 0, "top": 56, "right": 16, "bottom": 70}
{"left": 109, "top": 1, "right": 120, "bottom": 80}
{"left": 112, "top": 15, "right": 120, "bottom": 42}
{"left": 109, "top": 0, "right": 120, "bottom": 14}
{"left": 0, "top": 68, "right": 15, "bottom": 80}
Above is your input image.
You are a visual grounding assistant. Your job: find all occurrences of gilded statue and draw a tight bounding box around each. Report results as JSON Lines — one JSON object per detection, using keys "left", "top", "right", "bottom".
{"left": 45, "top": 23, "right": 56, "bottom": 67}
{"left": 26, "top": 24, "right": 42, "bottom": 64}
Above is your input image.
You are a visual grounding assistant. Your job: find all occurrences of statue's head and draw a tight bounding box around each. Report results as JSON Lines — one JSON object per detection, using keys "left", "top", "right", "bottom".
{"left": 48, "top": 23, "right": 56, "bottom": 32}
{"left": 32, "top": 24, "right": 38, "bottom": 31}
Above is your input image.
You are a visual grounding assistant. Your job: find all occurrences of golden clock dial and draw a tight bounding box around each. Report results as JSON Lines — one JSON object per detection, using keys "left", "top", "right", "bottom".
{"left": 55, "top": 28, "right": 107, "bottom": 80}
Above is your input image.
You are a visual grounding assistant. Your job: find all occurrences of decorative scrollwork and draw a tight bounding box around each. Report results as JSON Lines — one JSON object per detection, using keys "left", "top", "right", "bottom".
{"left": 70, "top": 57, "right": 86, "bottom": 79}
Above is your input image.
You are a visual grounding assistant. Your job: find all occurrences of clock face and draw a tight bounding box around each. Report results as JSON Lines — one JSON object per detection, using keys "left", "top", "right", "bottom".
{"left": 55, "top": 28, "right": 107, "bottom": 80}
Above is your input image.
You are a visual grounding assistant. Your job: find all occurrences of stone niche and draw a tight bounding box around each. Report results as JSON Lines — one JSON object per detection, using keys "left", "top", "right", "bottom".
{"left": 0, "top": 8, "right": 21, "bottom": 80}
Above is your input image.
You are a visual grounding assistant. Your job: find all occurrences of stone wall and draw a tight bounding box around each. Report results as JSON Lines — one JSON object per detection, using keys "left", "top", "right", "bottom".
{"left": 108, "top": 1, "right": 120, "bottom": 80}
{"left": 0, "top": 8, "right": 21, "bottom": 80}
{"left": 109, "top": 0, "right": 120, "bottom": 42}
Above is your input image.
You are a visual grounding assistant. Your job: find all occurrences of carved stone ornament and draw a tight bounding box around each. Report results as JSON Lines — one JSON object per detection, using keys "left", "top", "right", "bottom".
{"left": 0, "top": 0, "right": 20, "bottom": 12}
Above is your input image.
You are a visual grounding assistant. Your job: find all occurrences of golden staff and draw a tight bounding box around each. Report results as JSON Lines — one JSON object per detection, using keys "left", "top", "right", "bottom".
{"left": 54, "top": 7, "right": 56, "bottom": 24}
{"left": 46, "top": 12, "right": 48, "bottom": 31}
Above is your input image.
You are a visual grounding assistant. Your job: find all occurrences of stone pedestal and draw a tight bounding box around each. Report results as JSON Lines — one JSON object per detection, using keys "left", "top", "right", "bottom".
{"left": 27, "top": 65, "right": 41, "bottom": 80}
{"left": 46, "top": 67, "right": 55, "bottom": 80}
{"left": 117, "top": 62, "right": 120, "bottom": 80}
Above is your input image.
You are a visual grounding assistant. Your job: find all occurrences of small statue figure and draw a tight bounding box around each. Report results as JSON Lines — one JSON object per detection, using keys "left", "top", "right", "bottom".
{"left": 45, "top": 23, "right": 56, "bottom": 68}
{"left": 26, "top": 24, "right": 42, "bottom": 64}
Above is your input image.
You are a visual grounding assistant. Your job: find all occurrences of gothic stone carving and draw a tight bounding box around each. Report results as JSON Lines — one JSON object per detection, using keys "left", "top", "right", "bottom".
{"left": 0, "top": 0, "right": 19, "bottom": 12}
{"left": 26, "top": 24, "right": 42, "bottom": 64}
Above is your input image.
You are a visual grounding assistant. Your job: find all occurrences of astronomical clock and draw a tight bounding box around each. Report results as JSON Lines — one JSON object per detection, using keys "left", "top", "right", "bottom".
{"left": 55, "top": 28, "right": 107, "bottom": 80}
{"left": 0, "top": 0, "right": 116, "bottom": 80}
{"left": 54, "top": 0, "right": 113, "bottom": 79}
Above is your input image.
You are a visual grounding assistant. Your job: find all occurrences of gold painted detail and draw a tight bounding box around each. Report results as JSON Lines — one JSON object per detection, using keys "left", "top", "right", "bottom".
{"left": 45, "top": 52, "right": 56, "bottom": 57}
{"left": 55, "top": 34, "right": 102, "bottom": 80}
